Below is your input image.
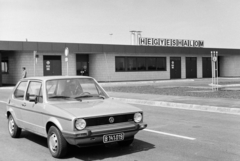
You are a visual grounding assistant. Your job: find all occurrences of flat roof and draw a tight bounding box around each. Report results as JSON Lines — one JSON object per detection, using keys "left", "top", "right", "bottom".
{"left": 0, "top": 40, "right": 239, "bottom": 55}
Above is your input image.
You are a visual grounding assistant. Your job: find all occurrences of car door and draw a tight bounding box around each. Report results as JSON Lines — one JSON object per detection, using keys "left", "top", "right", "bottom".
{"left": 21, "top": 81, "right": 45, "bottom": 135}
{"left": 9, "top": 81, "right": 28, "bottom": 128}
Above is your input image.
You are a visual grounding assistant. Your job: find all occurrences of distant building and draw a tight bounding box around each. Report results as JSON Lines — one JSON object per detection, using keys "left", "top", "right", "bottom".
{"left": 0, "top": 40, "right": 239, "bottom": 86}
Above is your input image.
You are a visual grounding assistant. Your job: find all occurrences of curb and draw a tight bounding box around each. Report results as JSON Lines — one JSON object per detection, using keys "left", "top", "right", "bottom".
{"left": 100, "top": 79, "right": 194, "bottom": 86}
{"left": 112, "top": 97, "right": 240, "bottom": 115}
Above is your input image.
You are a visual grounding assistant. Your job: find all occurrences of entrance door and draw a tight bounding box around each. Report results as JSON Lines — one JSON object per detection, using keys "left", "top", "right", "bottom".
{"left": 43, "top": 56, "right": 62, "bottom": 76}
{"left": 76, "top": 54, "right": 89, "bottom": 76}
{"left": 202, "top": 57, "right": 212, "bottom": 78}
{"left": 170, "top": 57, "right": 181, "bottom": 79}
{"left": 186, "top": 57, "right": 197, "bottom": 78}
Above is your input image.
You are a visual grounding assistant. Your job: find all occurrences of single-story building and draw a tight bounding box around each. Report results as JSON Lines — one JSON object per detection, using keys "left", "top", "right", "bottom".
{"left": 0, "top": 40, "right": 240, "bottom": 86}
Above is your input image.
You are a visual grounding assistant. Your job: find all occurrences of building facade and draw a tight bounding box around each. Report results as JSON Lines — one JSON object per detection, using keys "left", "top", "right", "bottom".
{"left": 0, "top": 41, "right": 240, "bottom": 86}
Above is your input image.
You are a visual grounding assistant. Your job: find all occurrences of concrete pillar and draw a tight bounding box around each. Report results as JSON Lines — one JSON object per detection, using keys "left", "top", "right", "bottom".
{"left": 130, "top": 31, "right": 136, "bottom": 45}
{"left": 136, "top": 31, "right": 142, "bottom": 45}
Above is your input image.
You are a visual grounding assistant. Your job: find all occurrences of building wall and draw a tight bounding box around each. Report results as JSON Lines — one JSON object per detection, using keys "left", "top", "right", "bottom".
{"left": 89, "top": 52, "right": 196, "bottom": 82}
{"left": 181, "top": 56, "right": 186, "bottom": 79}
{"left": 2, "top": 51, "right": 35, "bottom": 84}
{"left": 220, "top": 56, "right": 240, "bottom": 77}
{"left": 5, "top": 49, "right": 238, "bottom": 84}
{"left": 2, "top": 51, "right": 77, "bottom": 85}
{"left": 89, "top": 52, "right": 212, "bottom": 82}
{"left": 197, "top": 56, "right": 202, "bottom": 78}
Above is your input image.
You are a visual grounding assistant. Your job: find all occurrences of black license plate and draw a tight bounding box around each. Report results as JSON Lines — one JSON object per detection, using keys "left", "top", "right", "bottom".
{"left": 103, "top": 133, "right": 124, "bottom": 143}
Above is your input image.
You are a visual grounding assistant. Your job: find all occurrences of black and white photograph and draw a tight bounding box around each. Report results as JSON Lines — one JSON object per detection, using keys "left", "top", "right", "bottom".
{"left": 0, "top": 0, "right": 240, "bottom": 160}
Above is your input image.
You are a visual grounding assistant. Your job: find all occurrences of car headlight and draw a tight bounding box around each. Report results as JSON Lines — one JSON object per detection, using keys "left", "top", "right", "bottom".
{"left": 134, "top": 113, "right": 142, "bottom": 123}
{"left": 75, "top": 119, "right": 86, "bottom": 130}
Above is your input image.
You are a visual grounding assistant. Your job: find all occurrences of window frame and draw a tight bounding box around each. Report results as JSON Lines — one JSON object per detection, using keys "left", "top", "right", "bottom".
{"left": 25, "top": 81, "right": 43, "bottom": 102}
{"left": 115, "top": 56, "right": 166, "bottom": 72}
{"left": 13, "top": 81, "right": 28, "bottom": 100}
{"left": 1, "top": 59, "right": 9, "bottom": 74}
{"left": 115, "top": 57, "right": 126, "bottom": 71}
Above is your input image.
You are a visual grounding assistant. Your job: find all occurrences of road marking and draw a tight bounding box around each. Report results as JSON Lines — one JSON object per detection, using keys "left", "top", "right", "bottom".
{"left": 0, "top": 101, "right": 7, "bottom": 104}
{"left": 144, "top": 129, "right": 196, "bottom": 141}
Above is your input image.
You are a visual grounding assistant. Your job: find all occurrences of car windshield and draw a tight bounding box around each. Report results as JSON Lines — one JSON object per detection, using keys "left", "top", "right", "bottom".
{"left": 46, "top": 78, "right": 108, "bottom": 101}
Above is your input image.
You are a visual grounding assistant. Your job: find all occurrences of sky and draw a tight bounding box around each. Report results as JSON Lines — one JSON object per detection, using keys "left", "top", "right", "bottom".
{"left": 1, "top": 0, "right": 240, "bottom": 49}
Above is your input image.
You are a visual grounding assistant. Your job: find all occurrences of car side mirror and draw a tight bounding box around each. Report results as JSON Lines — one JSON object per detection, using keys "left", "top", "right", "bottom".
{"left": 29, "top": 95, "right": 37, "bottom": 103}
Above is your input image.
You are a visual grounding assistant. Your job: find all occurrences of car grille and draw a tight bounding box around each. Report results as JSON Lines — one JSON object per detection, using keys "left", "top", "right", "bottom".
{"left": 85, "top": 114, "right": 134, "bottom": 127}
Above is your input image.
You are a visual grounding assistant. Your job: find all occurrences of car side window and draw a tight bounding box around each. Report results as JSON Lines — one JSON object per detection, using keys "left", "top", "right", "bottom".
{"left": 14, "top": 81, "right": 28, "bottom": 100}
{"left": 26, "top": 81, "right": 42, "bottom": 102}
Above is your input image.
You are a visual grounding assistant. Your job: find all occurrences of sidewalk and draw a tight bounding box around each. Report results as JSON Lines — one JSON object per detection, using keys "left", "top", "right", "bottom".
{"left": 108, "top": 91, "right": 240, "bottom": 115}
{"left": 101, "top": 77, "right": 240, "bottom": 115}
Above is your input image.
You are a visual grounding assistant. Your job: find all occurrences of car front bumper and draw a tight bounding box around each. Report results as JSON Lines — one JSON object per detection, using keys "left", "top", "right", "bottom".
{"left": 62, "top": 122, "right": 147, "bottom": 146}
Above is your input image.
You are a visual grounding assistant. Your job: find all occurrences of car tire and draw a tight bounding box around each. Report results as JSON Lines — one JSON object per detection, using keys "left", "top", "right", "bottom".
{"left": 117, "top": 138, "right": 134, "bottom": 147}
{"left": 8, "top": 114, "right": 21, "bottom": 138}
{"left": 47, "top": 126, "right": 68, "bottom": 158}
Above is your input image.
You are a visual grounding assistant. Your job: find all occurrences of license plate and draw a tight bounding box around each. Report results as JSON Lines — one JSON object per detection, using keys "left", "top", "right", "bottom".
{"left": 103, "top": 133, "right": 124, "bottom": 143}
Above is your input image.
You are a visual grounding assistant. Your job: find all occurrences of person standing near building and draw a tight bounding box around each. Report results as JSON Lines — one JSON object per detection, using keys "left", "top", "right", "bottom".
{"left": 22, "top": 67, "right": 27, "bottom": 78}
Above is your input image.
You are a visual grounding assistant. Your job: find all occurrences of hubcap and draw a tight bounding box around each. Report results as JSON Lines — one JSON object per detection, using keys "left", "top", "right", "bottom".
{"left": 49, "top": 133, "right": 58, "bottom": 153}
{"left": 8, "top": 118, "right": 14, "bottom": 134}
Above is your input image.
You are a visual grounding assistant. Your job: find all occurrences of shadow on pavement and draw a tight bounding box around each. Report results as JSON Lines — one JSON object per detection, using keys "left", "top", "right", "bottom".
{"left": 20, "top": 131, "right": 48, "bottom": 148}
{"left": 20, "top": 131, "right": 155, "bottom": 160}
{"left": 68, "top": 139, "right": 155, "bottom": 160}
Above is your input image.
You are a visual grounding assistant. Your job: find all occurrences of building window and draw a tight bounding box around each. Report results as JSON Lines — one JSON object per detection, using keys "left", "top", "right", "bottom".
{"left": 1, "top": 59, "right": 8, "bottom": 73}
{"left": 116, "top": 57, "right": 125, "bottom": 71}
{"left": 147, "top": 58, "right": 156, "bottom": 70}
{"left": 115, "top": 57, "right": 166, "bottom": 72}
{"left": 127, "top": 57, "right": 137, "bottom": 71}
{"left": 137, "top": 58, "right": 146, "bottom": 71}
{"left": 156, "top": 57, "right": 166, "bottom": 70}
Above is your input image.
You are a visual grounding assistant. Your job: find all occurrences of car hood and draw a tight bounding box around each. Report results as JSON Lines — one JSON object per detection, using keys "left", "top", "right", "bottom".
{"left": 51, "top": 98, "right": 142, "bottom": 118}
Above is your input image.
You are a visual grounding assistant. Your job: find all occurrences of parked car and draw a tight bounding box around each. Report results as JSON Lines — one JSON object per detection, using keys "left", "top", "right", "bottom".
{"left": 6, "top": 76, "right": 147, "bottom": 158}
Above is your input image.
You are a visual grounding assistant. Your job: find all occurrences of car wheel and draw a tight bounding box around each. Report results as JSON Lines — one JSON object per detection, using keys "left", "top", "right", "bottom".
{"left": 47, "top": 126, "right": 68, "bottom": 158}
{"left": 8, "top": 115, "right": 21, "bottom": 138}
{"left": 118, "top": 138, "right": 134, "bottom": 147}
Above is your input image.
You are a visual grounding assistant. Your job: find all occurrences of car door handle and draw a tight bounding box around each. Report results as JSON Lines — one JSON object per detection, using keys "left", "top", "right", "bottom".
{"left": 22, "top": 103, "right": 26, "bottom": 107}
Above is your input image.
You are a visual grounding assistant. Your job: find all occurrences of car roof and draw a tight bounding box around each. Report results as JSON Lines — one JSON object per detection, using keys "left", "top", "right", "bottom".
{"left": 21, "top": 76, "right": 92, "bottom": 81}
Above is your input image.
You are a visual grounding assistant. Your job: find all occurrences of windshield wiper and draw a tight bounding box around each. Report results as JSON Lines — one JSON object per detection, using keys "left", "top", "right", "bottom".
{"left": 49, "top": 96, "right": 71, "bottom": 99}
{"left": 74, "top": 95, "right": 93, "bottom": 99}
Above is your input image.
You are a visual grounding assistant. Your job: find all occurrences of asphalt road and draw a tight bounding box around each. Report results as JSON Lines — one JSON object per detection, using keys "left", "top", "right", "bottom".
{"left": 0, "top": 89, "right": 240, "bottom": 161}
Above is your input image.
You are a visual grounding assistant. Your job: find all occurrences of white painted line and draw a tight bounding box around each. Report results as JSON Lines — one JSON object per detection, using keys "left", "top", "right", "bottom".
{"left": 144, "top": 129, "right": 196, "bottom": 141}
{"left": 0, "top": 101, "right": 7, "bottom": 104}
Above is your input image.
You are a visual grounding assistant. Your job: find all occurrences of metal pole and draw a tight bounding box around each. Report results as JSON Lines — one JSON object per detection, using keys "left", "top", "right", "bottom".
{"left": 213, "top": 52, "right": 216, "bottom": 91}
{"left": 67, "top": 61, "right": 68, "bottom": 76}
{"left": 216, "top": 51, "right": 218, "bottom": 91}
{"left": 211, "top": 52, "right": 213, "bottom": 91}
{"left": 65, "top": 47, "right": 69, "bottom": 76}
{"left": 214, "top": 52, "right": 216, "bottom": 91}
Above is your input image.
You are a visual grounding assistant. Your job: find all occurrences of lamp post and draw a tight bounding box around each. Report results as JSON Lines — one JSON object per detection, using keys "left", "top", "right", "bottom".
{"left": 211, "top": 51, "right": 218, "bottom": 91}
{"left": 65, "top": 47, "right": 69, "bottom": 76}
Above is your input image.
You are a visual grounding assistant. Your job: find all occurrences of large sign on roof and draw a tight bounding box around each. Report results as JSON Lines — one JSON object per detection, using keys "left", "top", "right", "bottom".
{"left": 139, "top": 37, "right": 204, "bottom": 48}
